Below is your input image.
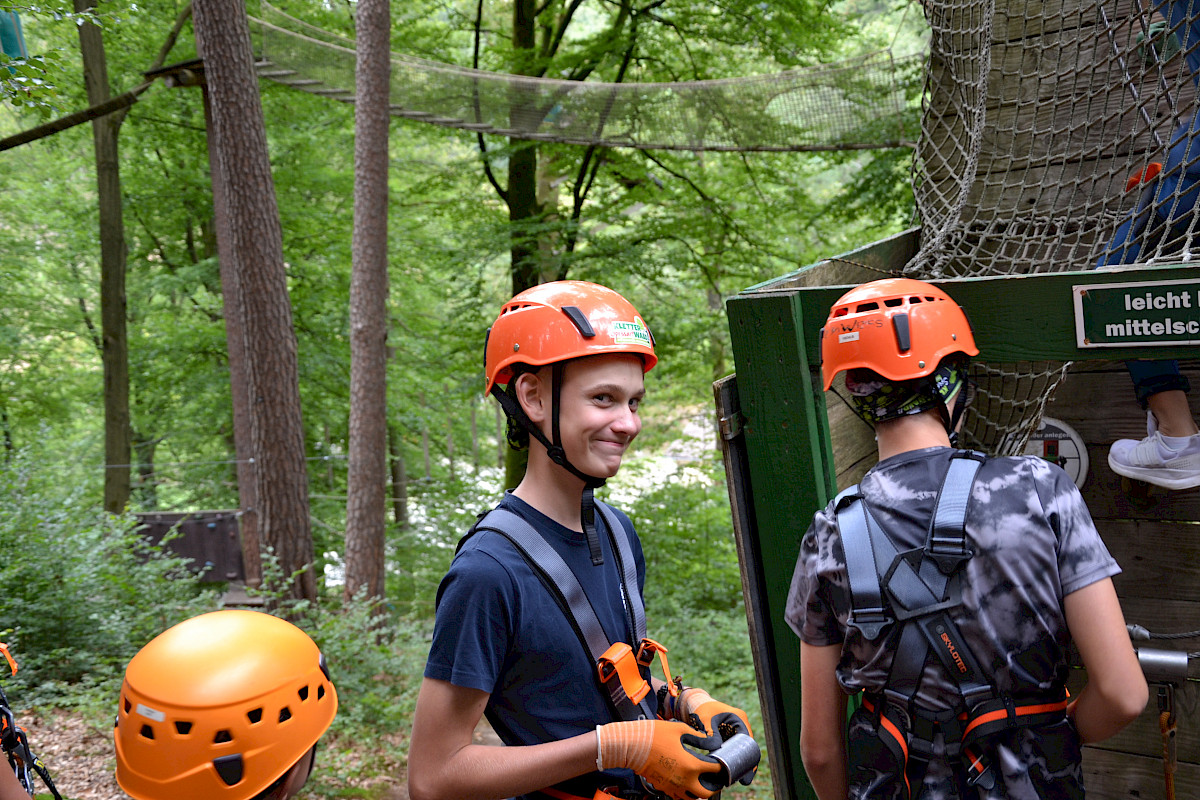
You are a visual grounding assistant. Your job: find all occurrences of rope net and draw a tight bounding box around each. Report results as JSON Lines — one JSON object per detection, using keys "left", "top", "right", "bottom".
{"left": 252, "top": 2, "right": 919, "bottom": 152}
{"left": 905, "top": 0, "right": 1200, "bottom": 453}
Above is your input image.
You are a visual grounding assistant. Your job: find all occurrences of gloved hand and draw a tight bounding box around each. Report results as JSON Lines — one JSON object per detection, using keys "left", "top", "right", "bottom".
{"left": 674, "top": 687, "right": 753, "bottom": 739}
{"left": 596, "top": 719, "right": 723, "bottom": 800}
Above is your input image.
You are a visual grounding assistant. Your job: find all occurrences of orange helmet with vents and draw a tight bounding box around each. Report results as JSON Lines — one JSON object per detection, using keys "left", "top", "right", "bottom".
{"left": 484, "top": 281, "right": 656, "bottom": 394}
{"left": 820, "top": 278, "right": 978, "bottom": 390}
{"left": 114, "top": 610, "right": 338, "bottom": 800}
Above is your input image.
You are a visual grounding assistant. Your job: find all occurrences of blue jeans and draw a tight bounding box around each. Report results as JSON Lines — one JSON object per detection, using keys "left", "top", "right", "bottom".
{"left": 1096, "top": 0, "right": 1195, "bottom": 407}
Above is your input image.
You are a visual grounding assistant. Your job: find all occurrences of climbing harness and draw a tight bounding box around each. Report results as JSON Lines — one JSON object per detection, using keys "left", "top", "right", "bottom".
{"left": 0, "top": 644, "right": 62, "bottom": 800}
{"left": 836, "top": 450, "right": 1070, "bottom": 797}
{"left": 461, "top": 500, "right": 673, "bottom": 722}
{"left": 460, "top": 502, "right": 756, "bottom": 800}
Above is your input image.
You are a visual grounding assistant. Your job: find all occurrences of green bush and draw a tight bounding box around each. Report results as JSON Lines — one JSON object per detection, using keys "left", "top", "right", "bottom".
{"left": 0, "top": 451, "right": 218, "bottom": 708}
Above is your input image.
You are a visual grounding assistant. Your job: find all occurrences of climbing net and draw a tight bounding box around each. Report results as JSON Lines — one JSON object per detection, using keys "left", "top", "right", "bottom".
{"left": 904, "top": 0, "right": 1200, "bottom": 452}
{"left": 252, "top": 2, "right": 920, "bottom": 152}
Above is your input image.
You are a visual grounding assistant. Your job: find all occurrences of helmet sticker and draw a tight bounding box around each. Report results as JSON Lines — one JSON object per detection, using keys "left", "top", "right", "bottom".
{"left": 838, "top": 331, "right": 861, "bottom": 343}
{"left": 135, "top": 703, "right": 166, "bottom": 722}
{"left": 610, "top": 317, "right": 652, "bottom": 348}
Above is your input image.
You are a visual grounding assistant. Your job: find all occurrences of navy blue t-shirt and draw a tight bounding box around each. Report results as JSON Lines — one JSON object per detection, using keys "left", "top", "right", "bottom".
{"left": 425, "top": 492, "right": 652, "bottom": 796}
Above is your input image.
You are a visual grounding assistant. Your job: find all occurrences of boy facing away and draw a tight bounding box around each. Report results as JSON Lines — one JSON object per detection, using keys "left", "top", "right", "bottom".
{"left": 787, "top": 278, "right": 1147, "bottom": 799}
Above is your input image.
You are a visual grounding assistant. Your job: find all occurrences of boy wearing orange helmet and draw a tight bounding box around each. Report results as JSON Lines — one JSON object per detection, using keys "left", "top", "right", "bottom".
{"left": 410, "top": 281, "right": 758, "bottom": 800}
{"left": 786, "top": 278, "right": 1147, "bottom": 800}
{"left": 114, "top": 610, "right": 338, "bottom": 800}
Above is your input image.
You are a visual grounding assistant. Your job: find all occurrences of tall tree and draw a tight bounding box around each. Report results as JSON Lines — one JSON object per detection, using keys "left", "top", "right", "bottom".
{"left": 74, "top": 0, "right": 131, "bottom": 513}
{"left": 343, "top": 0, "right": 391, "bottom": 604}
{"left": 192, "top": 0, "right": 316, "bottom": 602}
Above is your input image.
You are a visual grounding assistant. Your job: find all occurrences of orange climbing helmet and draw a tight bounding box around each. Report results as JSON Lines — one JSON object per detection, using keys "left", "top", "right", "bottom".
{"left": 114, "top": 610, "right": 338, "bottom": 800}
{"left": 484, "top": 280, "right": 656, "bottom": 394}
{"left": 820, "top": 277, "right": 978, "bottom": 390}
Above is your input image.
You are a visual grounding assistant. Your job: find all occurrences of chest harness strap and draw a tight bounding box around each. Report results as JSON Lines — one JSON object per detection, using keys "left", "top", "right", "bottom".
{"left": 837, "top": 450, "right": 1069, "bottom": 797}
{"left": 468, "top": 501, "right": 666, "bottom": 723}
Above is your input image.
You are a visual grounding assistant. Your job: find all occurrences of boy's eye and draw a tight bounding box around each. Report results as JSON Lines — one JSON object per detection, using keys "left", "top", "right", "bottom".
{"left": 629, "top": 398, "right": 641, "bottom": 412}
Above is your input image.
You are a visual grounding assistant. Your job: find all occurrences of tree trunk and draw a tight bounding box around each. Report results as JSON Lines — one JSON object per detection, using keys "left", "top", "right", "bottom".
{"left": 132, "top": 430, "right": 158, "bottom": 510}
{"left": 388, "top": 423, "right": 409, "bottom": 530}
{"left": 344, "top": 0, "right": 390, "bottom": 605}
{"left": 502, "top": 0, "right": 543, "bottom": 490}
{"left": 75, "top": 0, "right": 131, "bottom": 515}
{"left": 420, "top": 390, "right": 432, "bottom": 480}
{"left": 201, "top": 83, "right": 261, "bottom": 588}
{"left": 193, "top": 0, "right": 315, "bottom": 602}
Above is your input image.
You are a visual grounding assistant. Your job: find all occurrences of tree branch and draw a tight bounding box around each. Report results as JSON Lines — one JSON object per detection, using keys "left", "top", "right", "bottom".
{"left": 473, "top": 0, "right": 507, "bottom": 203}
{"left": 0, "top": 82, "right": 151, "bottom": 152}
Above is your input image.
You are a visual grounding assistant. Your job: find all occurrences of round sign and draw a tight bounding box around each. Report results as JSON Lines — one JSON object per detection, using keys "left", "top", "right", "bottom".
{"left": 1023, "top": 416, "right": 1089, "bottom": 488}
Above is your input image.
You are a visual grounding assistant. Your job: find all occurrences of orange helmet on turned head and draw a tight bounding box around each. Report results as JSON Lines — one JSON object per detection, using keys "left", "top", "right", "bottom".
{"left": 114, "top": 610, "right": 338, "bottom": 800}
{"left": 484, "top": 280, "right": 657, "bottom": 394}
{"left": 820, "top": 277, "right": 978, "bottom": 390}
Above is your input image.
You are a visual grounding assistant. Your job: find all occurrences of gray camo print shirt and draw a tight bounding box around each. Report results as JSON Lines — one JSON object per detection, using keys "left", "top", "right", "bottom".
{"left": 786, "top": 447, "right": 1121, "bottom": 800}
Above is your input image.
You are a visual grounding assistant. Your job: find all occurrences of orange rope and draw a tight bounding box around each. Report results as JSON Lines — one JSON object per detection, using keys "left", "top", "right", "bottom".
{"left": 1160, "top": 709, "right": 1177, "bottom": 800}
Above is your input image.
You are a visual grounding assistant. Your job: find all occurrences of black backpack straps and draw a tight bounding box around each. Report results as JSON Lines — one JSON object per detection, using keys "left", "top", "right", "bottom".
{"left": 836, "top": 486, "right": 893, "bottom": 641}
{"left": 474, "top": 508, "right": 613, "bottom": 665}
{"left": 922, "top": 449, "right": 988, "bottom": 580}
{"left": 595, "top": 499, "right": 645, "bottom": 644}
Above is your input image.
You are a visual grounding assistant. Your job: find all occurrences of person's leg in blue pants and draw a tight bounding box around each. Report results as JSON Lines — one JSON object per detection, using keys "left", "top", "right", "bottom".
{"left": 1101, "top": 1, "right": 1200, "bottom": 488}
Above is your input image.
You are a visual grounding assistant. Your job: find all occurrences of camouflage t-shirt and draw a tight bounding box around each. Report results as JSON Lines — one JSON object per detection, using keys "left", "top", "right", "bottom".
{"left": 785, "top": 446, "right": 1120, "bottom": 800}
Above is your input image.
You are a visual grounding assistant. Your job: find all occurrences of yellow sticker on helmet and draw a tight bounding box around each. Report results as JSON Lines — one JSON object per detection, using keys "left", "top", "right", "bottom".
{"left": 611, "top": 317, "right": 652, "bottom": 347}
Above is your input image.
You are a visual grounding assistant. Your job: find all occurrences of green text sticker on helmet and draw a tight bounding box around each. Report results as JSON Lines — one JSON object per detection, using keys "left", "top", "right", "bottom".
{"left": 610, "top": 317, "right": 652, "bottom": 348}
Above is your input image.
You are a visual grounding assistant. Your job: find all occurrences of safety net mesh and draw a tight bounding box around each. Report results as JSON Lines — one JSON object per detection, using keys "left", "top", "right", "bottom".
{"left": 251, "top": 1, "right": 1198, "bottom": 455}
{"left": 906, "top": 0, "right": 1200, "bottom": 452}
{"left": 252, "top": 2, "right": 919, "bottom": 152}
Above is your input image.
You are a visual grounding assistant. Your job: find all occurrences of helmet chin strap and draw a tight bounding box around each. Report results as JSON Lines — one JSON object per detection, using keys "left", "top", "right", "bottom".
{"left": 939, "top": 379, "right": 971, "bottom": 447}
{"left": 490, "top": 365, "right": 608, "bottom": 566}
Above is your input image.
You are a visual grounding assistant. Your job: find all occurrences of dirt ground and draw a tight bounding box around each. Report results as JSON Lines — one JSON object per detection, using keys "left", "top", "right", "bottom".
{"left": 23, "top": 711, "right": 503, "bottom": 800}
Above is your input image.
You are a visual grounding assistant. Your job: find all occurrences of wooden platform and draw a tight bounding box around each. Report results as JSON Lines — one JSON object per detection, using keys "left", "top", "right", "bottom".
{"left": 1050, "top": 359, "right": 1200, "bottom": 797}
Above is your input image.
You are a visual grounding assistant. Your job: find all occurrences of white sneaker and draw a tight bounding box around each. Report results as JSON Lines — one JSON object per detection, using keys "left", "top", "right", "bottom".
{"left": 1109, "top": 412, "right": 1200, "bottom": 490}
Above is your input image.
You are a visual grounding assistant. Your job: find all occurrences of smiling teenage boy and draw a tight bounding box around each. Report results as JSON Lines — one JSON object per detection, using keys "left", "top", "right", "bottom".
{"left": 410, "top": 281, "right": 757, "bottom": 800}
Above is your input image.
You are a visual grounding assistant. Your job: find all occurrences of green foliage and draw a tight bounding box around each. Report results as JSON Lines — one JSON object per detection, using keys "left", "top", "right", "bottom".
{"left": 0, "top": 53, "right": 59, "bottom": 113}
{"left": 0, "top": 450, "right": 218, "bottom": 708}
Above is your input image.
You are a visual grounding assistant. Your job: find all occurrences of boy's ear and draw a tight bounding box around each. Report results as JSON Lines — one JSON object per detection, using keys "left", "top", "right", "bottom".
{"left": 513, "top": 371, "right": 547, "bottom": 423}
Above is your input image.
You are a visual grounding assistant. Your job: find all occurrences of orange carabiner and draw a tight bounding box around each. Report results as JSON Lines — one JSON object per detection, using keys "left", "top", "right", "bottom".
{"left": 636, "top": 638, "right": 677, "bottom": 699}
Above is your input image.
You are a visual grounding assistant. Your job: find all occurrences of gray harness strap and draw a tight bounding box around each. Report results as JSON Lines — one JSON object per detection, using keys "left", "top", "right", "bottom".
{"left": 469, "top": 500, "right": 652, "bottom": 721}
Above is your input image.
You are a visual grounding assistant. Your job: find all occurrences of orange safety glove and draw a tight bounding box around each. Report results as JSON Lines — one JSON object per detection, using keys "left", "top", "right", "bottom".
{"left": 674, "top": 687, "right": 753, "bottom": 739}
{"left": 596, "top": 719, "right": 723, "bottom": 800}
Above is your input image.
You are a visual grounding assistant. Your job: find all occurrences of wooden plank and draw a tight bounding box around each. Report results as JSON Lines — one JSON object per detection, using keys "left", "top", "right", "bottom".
{"left": 826, "top": 392, "right": 877, "bottom": 490}
{"left": 1068, "top": 667, "right": 1200, "bottom": 762}
{"left": 747, "top": 228, "right": 920, "bottom": 294}
{"left": 726, "top": 292, "right": 834, "bottom": 800}
{"left": 1118, "top": 596, "right": 1200, "bottom": 638}
{"left": 991, "top": 0, "right": 1144, "bottom": 42}
{"left": 1036, "top": 360, "right": 1200, "bottom": 518}
{"left": 785, "top": 265, "right": 1200, "bottom": 364}
{"left": 713, "top": 375, "right": 795, "bottom": 800}
{"left": 1082, "top": 746, "right": 1200, "bottom": 799}
{"left": 1100, "top": 519, "right": 1200, "bottom": 601}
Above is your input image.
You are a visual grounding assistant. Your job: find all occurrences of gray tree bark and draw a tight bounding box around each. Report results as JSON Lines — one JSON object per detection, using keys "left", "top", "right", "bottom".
{"left": 193, "top": 0, "right": 315, "bottom": 602}
{"left": 344, "top": 0, "right": 391, "bottom": 605}
{"left": 75, "top": 0, "right": 131, "bottom": 514}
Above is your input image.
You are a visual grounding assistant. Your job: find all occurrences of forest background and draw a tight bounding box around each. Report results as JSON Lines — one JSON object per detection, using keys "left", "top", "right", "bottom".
{"left": 0, "top": 0, "right": 925, "bottom": 797}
